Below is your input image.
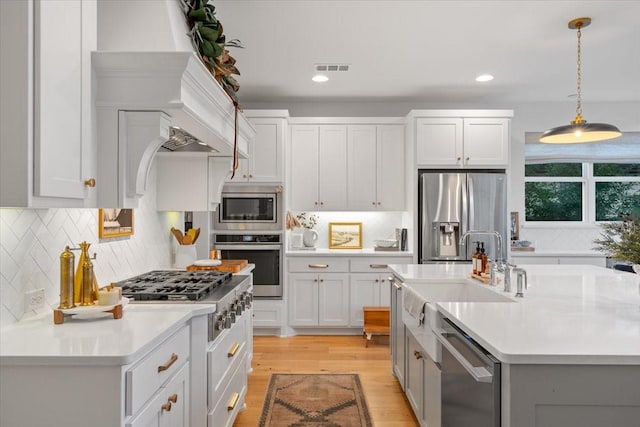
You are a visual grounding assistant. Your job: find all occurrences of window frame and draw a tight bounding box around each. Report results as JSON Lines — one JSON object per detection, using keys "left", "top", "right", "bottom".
{"left": 524, "top": 162, "right": 639, "bottom": 225}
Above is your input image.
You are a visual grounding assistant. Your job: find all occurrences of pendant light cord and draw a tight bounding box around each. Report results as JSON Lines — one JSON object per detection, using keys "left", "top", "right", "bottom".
{"left": 575, "top": 23, "right": 583, "bottom": 122}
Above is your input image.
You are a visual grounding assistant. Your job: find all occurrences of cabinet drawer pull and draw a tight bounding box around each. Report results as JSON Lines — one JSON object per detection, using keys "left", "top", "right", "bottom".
{"left": 168, "top": 394, "right": 178, "bottom": 403}
{"left": 308, "top": 264, "right": 328, "bottom": 268}
{"left": 161, "top": 401, "right": 172, "bottom": 412}
{"left": 393, "top": 282, "right": 402, "bottom": 289}
{"left": 369, "top": 264, "right": 388, "bottom": 269}
{"left": 413, "top": 350, "right": 423, "bottom": 360}
{"left": 227, "top": 392, "right": 240, "bottom": 411}
{"left": 228, "top": 342, "right": 240, "bottom": 358}
{"left": 84, "top": 178, "right": 96, "bottom": 187}
{"left": 157, "top": 353, "right": 178, "bottom": 372}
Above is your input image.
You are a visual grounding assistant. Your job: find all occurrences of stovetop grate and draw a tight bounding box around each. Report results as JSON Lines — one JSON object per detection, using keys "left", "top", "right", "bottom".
{"left": 114, "top": 270, "right": 233, "bottom": 301}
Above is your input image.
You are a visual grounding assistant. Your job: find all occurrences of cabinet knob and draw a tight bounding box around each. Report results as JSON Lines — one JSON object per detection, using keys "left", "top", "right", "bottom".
{"left": 466, "top": 157, "right": 470, "bottom": 162}
{"left": 375, "top": 279, "right": 379, "bottom": 283}
{"left": 84, "top": 178, "right": 96, "bottom": 187}
{"left": 320, "top": 279, "right": 324, "bottom": 283}
{"left": 320, "top": 202, "right": 324, "bottom": 206}
{"left": 372, "top": 201, "right": 376, "bottom": 205}
{"left": 249, "top": 174, "right": 253, "bottom": 178}
{"left": 168, "top": 394, "right": 178, "bottom": 403}
{"left": 457, "top": 157, "right": 461, "bottom": 162}
{"left": 314, "top": 201, "right": 319, "bottom": 205}
{"left": 161, "top": 402, "right": 172, "bottom": 412}
{"left": 413, "top": 350, "right": 423, "bottom": 360}
{"left": 377, "top": 202, "right": 381, "bottom": 205}
{"left": 243, "top": 174, "right": 247, "bottom": 178}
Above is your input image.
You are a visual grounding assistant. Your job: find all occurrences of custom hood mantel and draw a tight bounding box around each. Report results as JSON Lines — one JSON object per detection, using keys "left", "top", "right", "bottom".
{"left": 93, "top": 0, "right": 253, "bottom": 208}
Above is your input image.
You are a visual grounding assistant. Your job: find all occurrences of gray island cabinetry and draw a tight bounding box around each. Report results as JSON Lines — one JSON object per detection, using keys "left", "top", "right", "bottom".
{"left": 389, "top": 263, "right": 640, "bottom": 427}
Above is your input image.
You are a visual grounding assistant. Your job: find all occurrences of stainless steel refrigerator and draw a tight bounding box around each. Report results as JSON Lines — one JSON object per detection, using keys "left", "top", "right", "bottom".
{"left": 419, "top": 170, "right": 507, "bottom": 263}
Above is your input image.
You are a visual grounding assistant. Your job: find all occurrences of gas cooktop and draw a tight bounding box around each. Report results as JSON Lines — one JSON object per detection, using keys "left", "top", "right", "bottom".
{"left": 114, "top": 270, "right": 232, "bottom": 301}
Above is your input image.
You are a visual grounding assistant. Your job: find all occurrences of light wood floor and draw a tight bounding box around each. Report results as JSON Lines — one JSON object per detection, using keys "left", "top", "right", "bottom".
{"left": 233, "top": 334, "right": 419, "bottom": 427}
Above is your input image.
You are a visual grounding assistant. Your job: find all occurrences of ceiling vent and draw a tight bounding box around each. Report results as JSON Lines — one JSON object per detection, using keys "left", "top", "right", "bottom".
{"left": 314, "top": 63, "right": 350, "bottom": 72}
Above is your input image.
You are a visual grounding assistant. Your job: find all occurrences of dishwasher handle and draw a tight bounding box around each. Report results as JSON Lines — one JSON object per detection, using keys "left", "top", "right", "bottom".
{"left": 435, "top": 328, "right": 493, "bottom": 383}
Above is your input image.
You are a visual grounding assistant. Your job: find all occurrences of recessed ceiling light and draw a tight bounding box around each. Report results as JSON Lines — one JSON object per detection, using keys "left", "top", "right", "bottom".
{"left": 312, "top": 74, "right": 329, "bottom": 83}
{"left": 475, "top": 74, "right": 494, "bottom": 82}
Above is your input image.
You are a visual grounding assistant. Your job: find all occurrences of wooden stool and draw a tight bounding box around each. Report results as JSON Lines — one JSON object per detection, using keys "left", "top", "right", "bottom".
{"left": 362, "top": 306, "right": 390, "bottom": 347}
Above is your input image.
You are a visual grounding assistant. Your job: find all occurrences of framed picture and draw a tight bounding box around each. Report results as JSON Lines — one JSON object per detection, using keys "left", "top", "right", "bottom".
{"left": 510, "top": 211, "right": 520, "bottom": 241}
{"left": 329, "top": 222, "right": 362, "bottom": 249}
{"left": 99, "top": 209, "right": 134, "bottom": 238}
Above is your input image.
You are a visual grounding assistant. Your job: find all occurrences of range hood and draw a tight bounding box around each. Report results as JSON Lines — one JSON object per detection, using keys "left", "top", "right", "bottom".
{"left": 93, "top": 0, "right": 254, "bottom": 208}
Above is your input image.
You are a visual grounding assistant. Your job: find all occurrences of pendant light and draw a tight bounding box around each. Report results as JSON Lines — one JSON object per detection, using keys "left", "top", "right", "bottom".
{"left": 540, "top": 17, "right": 621, "bottom": 144}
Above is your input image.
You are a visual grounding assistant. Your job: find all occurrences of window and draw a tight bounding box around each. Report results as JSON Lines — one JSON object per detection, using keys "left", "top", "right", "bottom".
{"left": 524, "top": 162, "right": 639, "bottom": 223}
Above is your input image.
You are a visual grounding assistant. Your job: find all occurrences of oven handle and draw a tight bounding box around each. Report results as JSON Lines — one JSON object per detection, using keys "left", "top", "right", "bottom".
{"left": 435, "top": 327, "right": 493, "bottom": 383}
{"left": 215, "top": 244, "right": 282, "bottom": 250}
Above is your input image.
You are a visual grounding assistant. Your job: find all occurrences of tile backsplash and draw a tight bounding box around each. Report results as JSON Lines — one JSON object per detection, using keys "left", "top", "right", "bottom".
{"left": 0, "top": 165, "right": 180, "bottom": 326}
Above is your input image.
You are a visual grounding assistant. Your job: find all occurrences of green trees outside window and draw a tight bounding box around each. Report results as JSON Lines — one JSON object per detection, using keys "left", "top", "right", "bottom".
{"left": 525, "top": 162, "right": 639, "bottom": 222}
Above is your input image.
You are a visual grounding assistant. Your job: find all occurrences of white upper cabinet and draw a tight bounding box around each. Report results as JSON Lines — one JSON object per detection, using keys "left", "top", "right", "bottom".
{"left": 413, "top": 110, "right": 512, "bottom": 168}
{"left": 0, "top": 0, "right": 97, "bottom": 207}
{"left": 347, "top": 124, "right": 405, "bottom": 210}
{"left": 289, "top": 124, "right": 348, "bottom": 210}
{"left": 227, "top": 111, "right": 288, "bottom": 183}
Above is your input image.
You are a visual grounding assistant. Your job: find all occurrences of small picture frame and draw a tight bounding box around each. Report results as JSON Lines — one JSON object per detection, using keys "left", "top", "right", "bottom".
{"left": 329, "top": 222, "right": 362, "bottom": 249}
{"left": 510, "top": 211, "right": 520, "bottom": 241}
{"left": 99, "top": 209, "right": 134, "bottom": 238}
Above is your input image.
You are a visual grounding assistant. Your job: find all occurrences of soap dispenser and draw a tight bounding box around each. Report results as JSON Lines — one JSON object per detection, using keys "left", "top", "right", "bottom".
{"left": 480, "top": 242, "right": 488, "bottom": 274}
{"left": 472, "top": 242, "right": 480, "bottom": 274}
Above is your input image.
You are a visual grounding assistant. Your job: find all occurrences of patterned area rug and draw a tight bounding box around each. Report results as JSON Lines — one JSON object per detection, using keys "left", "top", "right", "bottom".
{"left": 258, "top": 373, "right": 374, "bottom": 427}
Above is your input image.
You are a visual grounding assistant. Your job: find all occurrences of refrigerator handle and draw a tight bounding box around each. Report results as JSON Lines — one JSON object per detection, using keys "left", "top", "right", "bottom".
{"left": 461, "top": 175, "right": 469, "bottom": 259}
{"left": 467, "top": 175, "right": 475, "bottom": 231}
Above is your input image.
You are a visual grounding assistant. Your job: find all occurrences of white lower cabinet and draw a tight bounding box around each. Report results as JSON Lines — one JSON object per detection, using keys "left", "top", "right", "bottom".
{"left": 289, "top": 273, "right": 350, "bottom": 326}
{"left": 207, "top": 308, "right": 250, "bottom": 427}
{"left": 406, "top": 328, "right": 441, "bottom": 427}
{"left": 287, "top": 256, "right": 412, "bottom": 329}
{"left": 127, "top": 362, "right": 190, "bottom": 427}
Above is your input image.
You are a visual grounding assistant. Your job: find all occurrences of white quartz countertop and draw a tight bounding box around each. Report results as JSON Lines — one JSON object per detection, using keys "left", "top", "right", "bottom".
{"left": 287, "top": 248, "right": 414, "bottom": 257}
{"left": 0, "top": 304, "right": 214, "bottom": 366}
{"left": 389, "top": 263, "right": 640, "bottom": 365}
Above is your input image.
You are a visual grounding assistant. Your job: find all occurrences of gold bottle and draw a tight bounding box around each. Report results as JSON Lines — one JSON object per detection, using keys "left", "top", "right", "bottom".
{"left": 58, "top": 246, "right": 76, "bottom": 309}
{"left": 77, "top": 241, "right": 97, "bottom": 306}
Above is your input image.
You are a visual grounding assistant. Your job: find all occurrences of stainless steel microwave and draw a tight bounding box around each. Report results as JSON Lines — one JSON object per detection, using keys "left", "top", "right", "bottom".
{"left": 213, "top": 185, "right": 283, "bottom": 231}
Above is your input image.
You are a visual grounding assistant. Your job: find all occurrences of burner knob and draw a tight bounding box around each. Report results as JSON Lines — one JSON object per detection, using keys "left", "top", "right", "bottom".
{"left": 216, "top": 315, "right": 225, "bottom": 331}
{"left": 224, "top": 313, "right": 232, "bottom": 329}
{"left": 235, "top": 301, "right": 243, "bottom": 315}
{"left": 229, "top": 309, "right": 236, "bottom": 323}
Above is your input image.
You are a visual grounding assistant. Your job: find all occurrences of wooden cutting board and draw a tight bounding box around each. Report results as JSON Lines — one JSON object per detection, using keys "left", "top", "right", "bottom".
{"left": 186, "top": 259, "right": 249, "bottom": 273}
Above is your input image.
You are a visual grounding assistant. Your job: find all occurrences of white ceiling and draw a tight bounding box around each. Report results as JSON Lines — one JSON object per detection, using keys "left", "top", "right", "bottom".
{"left": 214, "top": 1, "right": 640, "bottom": 105}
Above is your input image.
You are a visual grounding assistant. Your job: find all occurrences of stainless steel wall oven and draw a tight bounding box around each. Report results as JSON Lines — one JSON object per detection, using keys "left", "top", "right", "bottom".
{"left": 214, "top": 233, "right": 283, "bottom": 299}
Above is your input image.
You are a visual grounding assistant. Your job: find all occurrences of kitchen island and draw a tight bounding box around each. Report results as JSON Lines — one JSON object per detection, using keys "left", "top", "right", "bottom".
{"left": 389, "top": 263, "right": 640, "bottom": 427}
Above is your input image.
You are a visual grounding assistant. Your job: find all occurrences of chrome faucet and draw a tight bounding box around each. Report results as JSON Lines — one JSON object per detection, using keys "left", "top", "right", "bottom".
{"left": 502, "top": 262, "right": 516, "bottom": 292}
{"left": 513, "top": 268, "right": 528, "bottom": 297}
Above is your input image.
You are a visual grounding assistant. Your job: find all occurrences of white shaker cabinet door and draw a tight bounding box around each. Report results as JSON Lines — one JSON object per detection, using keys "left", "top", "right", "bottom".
{"left": 318, "top": 273, "right": 350, "bottom": 326}
{"left": 416, "top": 118, "right": 463, "bottom": 167}
{"left": 318, "top": 125, "right": 348, "bottom": 210}
{"left": 377, "top": 125, "right": 405, "bottom": 209}
{"left": 289, "top": 126, "right": 320, "bottom": 210}
{"left": 288, "top": 273, "right": 320, "bottom": 326}
{"left": 347, "top": 125, "right": 378, "bottom": 210}
{"left": 349, "top": 274, "right": 380, "bottom": 326}
{"left": 462, "top": 118, "right": 509, "bottom": 167}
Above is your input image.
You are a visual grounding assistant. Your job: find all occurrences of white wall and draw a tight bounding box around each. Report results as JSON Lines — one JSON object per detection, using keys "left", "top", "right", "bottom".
{"left": 0, "top": 163, "right": 181, "bottom": 327}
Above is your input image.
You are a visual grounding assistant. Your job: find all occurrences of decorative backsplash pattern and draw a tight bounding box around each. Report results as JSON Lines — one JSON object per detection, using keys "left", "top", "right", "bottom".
{"left": 0, "top": 167, "right": 180, "bottom": 326}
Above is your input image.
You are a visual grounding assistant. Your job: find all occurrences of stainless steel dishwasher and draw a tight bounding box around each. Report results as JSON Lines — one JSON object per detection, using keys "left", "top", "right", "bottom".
{"left": 436, "top": 317, "right": 501, "bottom": 427}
